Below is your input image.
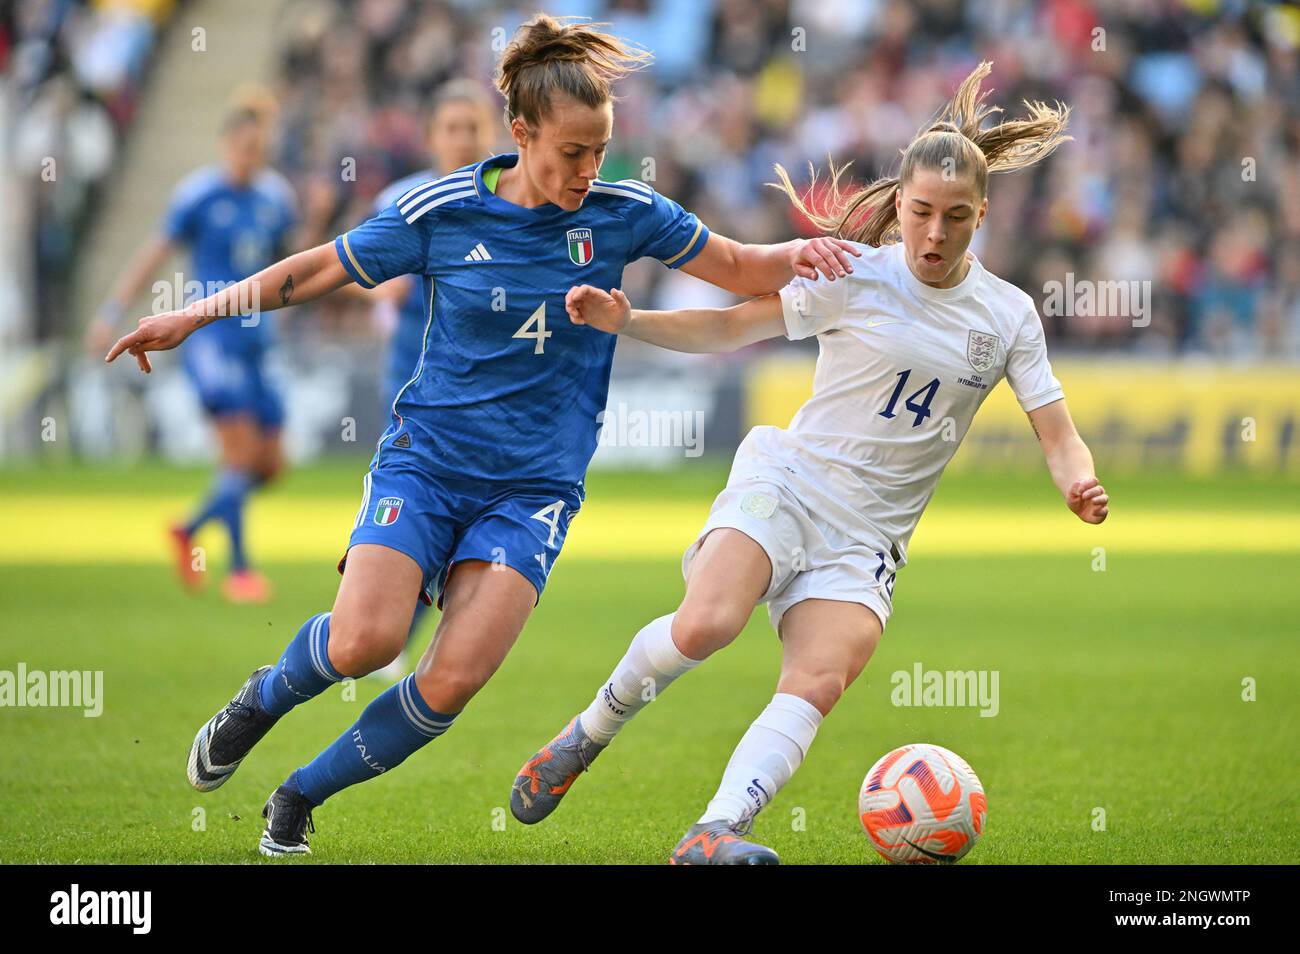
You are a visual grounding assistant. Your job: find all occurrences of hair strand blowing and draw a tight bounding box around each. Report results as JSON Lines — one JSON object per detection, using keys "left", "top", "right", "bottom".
{"left": 772, "top": 61, "right": 1072, "bottom": 247}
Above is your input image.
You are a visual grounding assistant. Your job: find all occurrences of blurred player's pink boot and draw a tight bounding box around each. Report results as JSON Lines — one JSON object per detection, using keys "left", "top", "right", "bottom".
{"left": 222, "top": 569, "right": 272, "bottom": 604}
{"left": 168, "top": 525, "right": 206, "bottom": 592}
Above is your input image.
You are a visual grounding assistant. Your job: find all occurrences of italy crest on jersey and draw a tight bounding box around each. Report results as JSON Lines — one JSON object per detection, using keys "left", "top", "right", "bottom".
{"left": 566, "top": 228, "right": 594, "bottom": 266}
{"left": 967, "top": 330, "right": 1000, "bottom": 373}
{"left": 373, "top": 496, "right": 403, "bottom": 526}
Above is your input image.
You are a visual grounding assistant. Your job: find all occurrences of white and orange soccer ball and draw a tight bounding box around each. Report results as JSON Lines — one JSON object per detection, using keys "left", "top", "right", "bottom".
{"left": 859, "top": 743, "right": 987, "bottom": 863}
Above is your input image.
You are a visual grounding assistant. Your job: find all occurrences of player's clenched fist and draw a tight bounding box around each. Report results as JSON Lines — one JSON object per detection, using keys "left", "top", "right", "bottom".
{"left": 566, "top": 284, "right": 632, "bottom": 335}
{"left": 1067, "top": 476, "right": 1109, "bottom": 524}
{"left": 104, "top": 311, "right": 197, "bottom": 373}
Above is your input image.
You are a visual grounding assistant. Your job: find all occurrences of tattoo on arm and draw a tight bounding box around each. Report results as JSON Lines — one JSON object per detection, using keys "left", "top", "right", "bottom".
{"left": 1029, "top": 416, "right": 1042, "bottom": 441}
{"left": 279, "top": 274, "right": 294, "bottom": 306}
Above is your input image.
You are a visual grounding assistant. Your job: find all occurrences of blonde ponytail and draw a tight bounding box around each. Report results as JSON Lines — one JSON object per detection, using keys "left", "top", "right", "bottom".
{"left": 773, "top": 62, "right": 1072, "bottom": 246}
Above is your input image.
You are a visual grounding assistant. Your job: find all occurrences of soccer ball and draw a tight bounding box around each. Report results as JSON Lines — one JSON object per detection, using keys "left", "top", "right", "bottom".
{"left": 858, "top": 743, "right": 986, "bottom": 863}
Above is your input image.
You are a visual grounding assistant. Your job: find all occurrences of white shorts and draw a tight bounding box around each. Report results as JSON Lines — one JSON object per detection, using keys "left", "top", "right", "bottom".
{"left": 681, "top": 458, "right": 897, "bottom": 635}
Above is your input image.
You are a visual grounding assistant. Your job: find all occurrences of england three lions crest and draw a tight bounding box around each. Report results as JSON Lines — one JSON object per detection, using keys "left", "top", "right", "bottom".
{"left": 966, "top": 330, "right": 1000, "bottom": 373}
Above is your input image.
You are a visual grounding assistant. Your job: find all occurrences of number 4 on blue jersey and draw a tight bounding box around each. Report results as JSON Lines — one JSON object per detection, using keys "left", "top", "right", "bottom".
{"left": 334, "top": 152, "right": 709, "bottom": 491}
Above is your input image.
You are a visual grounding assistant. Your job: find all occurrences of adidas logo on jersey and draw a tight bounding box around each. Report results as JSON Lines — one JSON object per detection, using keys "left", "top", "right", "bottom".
{"left": 464, "top": 242, "right": 492, "bottom": 262}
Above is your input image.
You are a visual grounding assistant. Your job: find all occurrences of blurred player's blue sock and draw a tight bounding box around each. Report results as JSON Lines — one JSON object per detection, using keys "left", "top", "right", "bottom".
{"left": 288, "top": 675, "right": 457, "bottom": 805}
{"left": 258, "top": 612, "right": 343, "bottom": 717}
{"left": 185, "top": 469, "right": 255, "bottom": 570}
{"left": 407, "top": 598, "right": 430, "bottom": 644}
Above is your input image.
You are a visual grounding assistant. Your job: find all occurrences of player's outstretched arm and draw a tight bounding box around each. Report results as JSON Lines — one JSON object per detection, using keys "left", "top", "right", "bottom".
{"left": 104, "top": 242, "right": 352, "bottom": 373}
{"left": 85, "top": 236, "right": 176, "bottom": 356}
{"left": 1027, "top": 399, "right": 1109, "bottom": 524}
{"left": 680, "top": 232, "right": 862, "bottom": 297}
{"left": 565, "top": 285, "right": 786, "bottom": 354}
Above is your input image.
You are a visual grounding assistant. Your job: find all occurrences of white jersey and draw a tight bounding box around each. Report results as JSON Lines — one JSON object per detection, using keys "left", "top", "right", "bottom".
{"left": 745, "top": 241, "right": 1064, "bottom": 566}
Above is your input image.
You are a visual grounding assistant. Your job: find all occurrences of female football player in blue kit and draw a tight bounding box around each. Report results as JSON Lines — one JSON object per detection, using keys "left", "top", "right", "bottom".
{"left": 105, "top": 14, "right": 861, "bottom": 857}
{"left": 355, "top": 79, "right": 499, "bottom": 680}
{"left": 90, "top": 96, "right": 297, "bottom": 604}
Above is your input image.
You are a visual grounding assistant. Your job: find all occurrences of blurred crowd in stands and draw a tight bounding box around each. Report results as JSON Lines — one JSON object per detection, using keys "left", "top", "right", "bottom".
{"left": 10, "top": 0, "right": 1300, "bottom": 358}
{"left": 6, "top": 0, "right": 177, "bottom": 339}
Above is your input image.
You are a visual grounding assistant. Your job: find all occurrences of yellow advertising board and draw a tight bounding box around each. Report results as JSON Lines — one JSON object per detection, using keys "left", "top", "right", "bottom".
{"left": 746, "top": 358, "right": 1300, "bottom": 473}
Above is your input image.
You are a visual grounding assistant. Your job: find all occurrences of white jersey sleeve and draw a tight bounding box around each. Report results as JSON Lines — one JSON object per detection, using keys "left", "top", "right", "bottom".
{"left": 779, "top": 272, "right": 849, "bottom": 340}
{"left": 1004, "top": 301, "right": 1065, "bottom": 413}
{"left": 737, "top": 243, "right": 1064, "bottom": 567}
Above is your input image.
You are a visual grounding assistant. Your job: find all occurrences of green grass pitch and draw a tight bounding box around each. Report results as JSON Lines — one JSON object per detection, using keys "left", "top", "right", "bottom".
{"left": 0, "top": 462, "right": 1296, "bottom": 863}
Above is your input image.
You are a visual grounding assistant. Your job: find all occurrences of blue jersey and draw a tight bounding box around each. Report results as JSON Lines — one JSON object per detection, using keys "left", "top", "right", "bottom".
{"left": 164, "top": 166, "right": 298, "bottom": 353}
{"left": 334, "top": 152, "right": 709, "bottom": 490}
{"left": 373, "top": 168, "right": 437, "bottom": 409}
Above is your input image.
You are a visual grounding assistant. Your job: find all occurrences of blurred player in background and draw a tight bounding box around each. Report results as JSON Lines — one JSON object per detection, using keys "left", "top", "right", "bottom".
{"left": 357, "top": 79, "right": 498, "bottom": 680}
{"left": 87, "top": 91, "right": 298, "bottom": 604}
{"left": 512, "top": 63, "right": 1110, "bottom": 864}
{"left": 369, "top": 81, "right": 499, "bottom": 416}
{"left": 104, "top": 14, "right": 860, "bottom": 857}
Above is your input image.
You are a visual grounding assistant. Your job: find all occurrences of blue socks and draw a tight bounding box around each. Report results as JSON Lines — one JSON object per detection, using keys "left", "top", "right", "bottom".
{"left": 254, "top": 615, "right": 457, "bottom": 806}
{"left": 258, "top": 613, "right": 343, "bottom": 717}
{"left": 186, "top": 469, "right": 256, "bottom": 571}
{"left": 289, "top": 675, "right": 457, "bottom": 806}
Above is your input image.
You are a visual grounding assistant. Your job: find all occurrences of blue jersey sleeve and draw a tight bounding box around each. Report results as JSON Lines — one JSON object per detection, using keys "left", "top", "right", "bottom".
{"left": 162, "top": 178, "right": 202, "bottom": 245}
{"left": 261, "top": 171, "right": 299, "bottom": 253}
{"left": 628, "top": 187, "right": 709, "bottom": 269}
{"left": 277, "top": 185, "right": 299, "bottom": 239}
{"left": 334, "top": 201, "right": 433, "bottom": 289}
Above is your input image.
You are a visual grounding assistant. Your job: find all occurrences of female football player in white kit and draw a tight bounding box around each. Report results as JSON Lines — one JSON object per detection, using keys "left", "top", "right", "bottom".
{"left": 510, "top": 62, "right": 1110, "bottom": 864}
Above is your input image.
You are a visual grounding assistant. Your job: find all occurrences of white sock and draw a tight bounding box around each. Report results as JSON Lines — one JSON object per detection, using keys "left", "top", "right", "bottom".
{"left": 579, "top": 614, "right": 700, "bottom": 745}
{"left": 698, "top": 692, "right": 823, "bottom": 827}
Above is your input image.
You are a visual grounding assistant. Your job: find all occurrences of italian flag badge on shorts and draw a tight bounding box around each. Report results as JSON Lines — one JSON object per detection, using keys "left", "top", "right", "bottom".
{"left": 374, "top": 496, "right": 403, "bottom": 526}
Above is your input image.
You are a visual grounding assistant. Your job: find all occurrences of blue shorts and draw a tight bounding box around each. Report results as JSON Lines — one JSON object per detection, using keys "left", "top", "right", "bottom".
{"left": 340, "top": 463, "right": 584, "bottom": 607}
{"left": 182, "top": 335, "right": 285, "bottom": 429}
